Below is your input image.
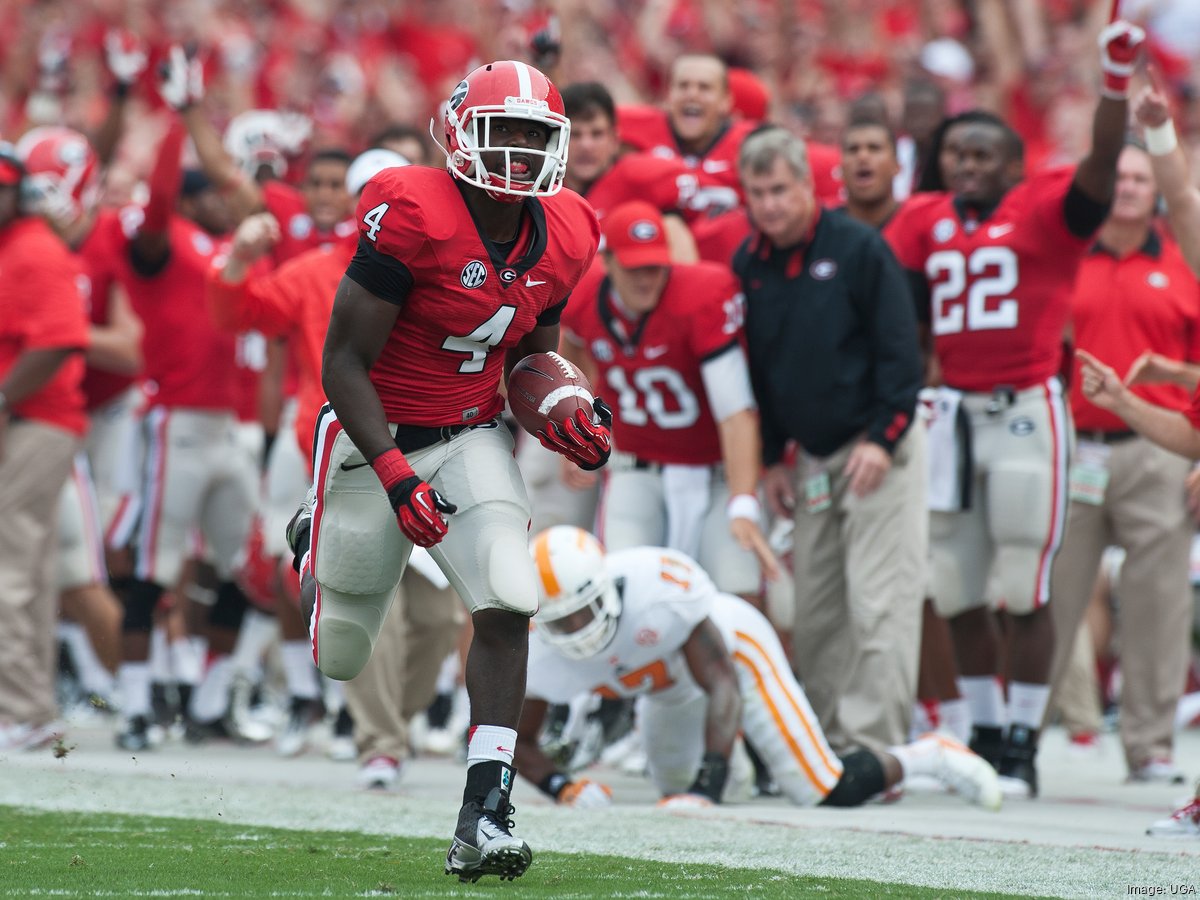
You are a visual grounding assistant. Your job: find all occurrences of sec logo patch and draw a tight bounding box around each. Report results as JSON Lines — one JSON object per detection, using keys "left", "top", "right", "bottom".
{"left": 460, "top": 260, "right": 488, "bottom": 289}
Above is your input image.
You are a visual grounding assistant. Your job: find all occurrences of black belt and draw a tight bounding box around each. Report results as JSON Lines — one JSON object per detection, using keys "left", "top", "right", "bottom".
{"left": 393, "top": 420, "right": 492, "bottom": 454}
{"left": 1076, "top": 429, "right": 1137, "bottom": 445}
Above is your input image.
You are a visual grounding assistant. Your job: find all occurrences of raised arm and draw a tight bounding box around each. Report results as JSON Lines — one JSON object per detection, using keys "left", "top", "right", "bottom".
{"left": 1072, "top": 19, "right": 1146, "bottom": 207}
{"left": 1134, "top": 82, "right": 1200, "bottom": 277}
{"left": 129, "top": 119, "right": 186, "bottom": 272}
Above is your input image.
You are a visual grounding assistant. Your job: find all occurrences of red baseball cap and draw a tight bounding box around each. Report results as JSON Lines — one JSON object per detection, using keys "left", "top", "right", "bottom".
{"left": 602, "top": 201, "right": 670, "bottom": 269}
{"left": 728, "top": 68, "right": 769, "bottom": 122}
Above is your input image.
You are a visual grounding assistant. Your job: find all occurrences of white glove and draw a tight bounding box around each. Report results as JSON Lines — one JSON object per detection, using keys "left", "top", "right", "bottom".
{"left": 105, "top": 29, "right": 148, "bottom": 86}
{"left": 656, "top": 793, "right": 714, "bottom": 810}
{"left": 558, "top": 779, "right": 613, "bottom": 809}
{"left": 159, "top": 45, "right": 204, "bottom": 110}
{"left": 1098, "top": 20, "right": 1146, "bottom": 99}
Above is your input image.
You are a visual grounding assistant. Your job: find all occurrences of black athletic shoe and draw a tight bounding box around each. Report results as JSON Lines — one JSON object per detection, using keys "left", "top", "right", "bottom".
{"left": 445, "top": 762, "right": 531, "bottom": 883}
{"left": 115, "top": 715, "right": 151, "bottom": 752}
{"left": 968, "top": 724, "right": 1005, "bottom": 770}
{"left": 997, "top": 725, "right": 1039, "bottom": 799}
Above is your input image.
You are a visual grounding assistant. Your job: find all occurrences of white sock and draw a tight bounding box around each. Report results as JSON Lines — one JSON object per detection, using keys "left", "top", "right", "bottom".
{"left": 190, "top": 656, "right": 234, "bottom": 721}
{"left": 229, "top": 609, "right": 278, "bottom": 681}
{"left": 888, "top": 735, "right": 943, "bottom": 780}
{"left": 170, "top": 637, "right": 204, "bottom": 686}
{"left": 323, "top": 675, "right": 345, "bottom": 712}
{"left": 435, "top": 652, "right": 459, "bottom": 694}
{"left": 71, "top": 628, "right": 115, "bottom": 697}
{"left": 467, "top": 724, "right": 517, "bottom": 767}
{"left": 118, "top": 662, "right": 152, "bottom": 718}
{"left": 148, "top": 626, "right": 171, "bottom": 683}
{"left": 1007, "top": 681, "right": 1051, "bottom": 730}
{"left": 958, "top": 676, "right": 1006, "bottom": 729}
{"left": 282, "top": 641, "right": 321, "bottom": 700}
{"left": 940, "top": 697, "right": 973, "bottom": 743}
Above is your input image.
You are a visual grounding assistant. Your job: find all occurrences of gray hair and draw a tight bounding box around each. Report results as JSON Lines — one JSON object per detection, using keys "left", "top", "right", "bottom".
{"left": 738, "top": 127, "right": 810, "bottom": 181}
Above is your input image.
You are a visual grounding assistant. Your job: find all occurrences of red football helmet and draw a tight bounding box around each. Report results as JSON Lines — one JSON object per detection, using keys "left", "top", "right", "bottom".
{"left": 441, "top": 60, "right": 569, "bottom": 202}
{"left": 15, "top": 126, "right": 99, "bottom": 222}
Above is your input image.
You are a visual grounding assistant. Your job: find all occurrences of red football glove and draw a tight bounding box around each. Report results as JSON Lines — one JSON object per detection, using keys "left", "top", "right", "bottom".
{"left": 538, "top": 397, "right": 613, "bottom": 471}
{"left": 1098, "top": 20, "right": 1146, "bottom": 99}
{"left": 371, "top": 449, "right": 457, "bottom": 548}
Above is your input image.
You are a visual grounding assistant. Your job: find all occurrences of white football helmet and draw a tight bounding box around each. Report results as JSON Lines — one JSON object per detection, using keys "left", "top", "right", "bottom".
{"left": 223, "top": 109, "right": 312, "bottom": 181}
{"left": 530, "top": 526, "right": 621, "bottom": 659}
{"left": 439, "top": 59, "right": 569, "bottom": 202}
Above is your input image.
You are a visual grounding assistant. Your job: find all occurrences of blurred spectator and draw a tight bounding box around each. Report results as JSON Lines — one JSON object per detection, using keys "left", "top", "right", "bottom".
{"left": 736, "top": 127, "right": 926, "bottom": 754}
{"left": 0, "top": 143, "right": 90, "bottom": 750}
{"left": 1050, "top": 142, "right": 1199, "bottom": 784}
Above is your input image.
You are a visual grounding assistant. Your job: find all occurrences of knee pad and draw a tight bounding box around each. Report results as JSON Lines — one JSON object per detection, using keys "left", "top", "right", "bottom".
{"left": 211, "top": 580, "right": 249, "bottom": 631}
{"left": 312, "top": 585, "right": 395, "bottom": 681}
{"left": 121, "top": 579, "right": 162, "bottom": 633}
{"left": 819, "top": 750, "right": 886, "bottom": 808}
{"left": 481, "top": 529, "right": 539, "bottom": 616}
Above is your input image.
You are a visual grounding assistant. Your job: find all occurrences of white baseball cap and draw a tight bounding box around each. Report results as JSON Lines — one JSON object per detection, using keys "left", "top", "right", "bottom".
{"left": 346, "top": 148, "right": 410, "bottom": 195}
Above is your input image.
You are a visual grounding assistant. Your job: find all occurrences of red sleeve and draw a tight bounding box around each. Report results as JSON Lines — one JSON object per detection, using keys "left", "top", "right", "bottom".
{"left": 688, "top": 264, "right": 744, "bottom": 359}
{"left": 1024, "top": 166, "right": 1086, "bottom": 249}
{"left": 206, "top": 264, "right": 293, "bottom": 337}
{"left": 19, "top": 232, "right": 89, "bottom": 351}
{"left": 355, "top": 170, "right": 427, "bottom": 262}
{"left": 616, "top": 105, "right": 669, "bottom": 153}
{"left": 883, "top": 194, "right": 941, "bottom": 270}
{"left": 141, "top": 120, "right": 186, "bottom": 237}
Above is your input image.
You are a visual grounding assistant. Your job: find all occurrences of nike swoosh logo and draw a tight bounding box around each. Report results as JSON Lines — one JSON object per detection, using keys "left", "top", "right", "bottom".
{"left": 525, "top": 277, "right": 546, "bottom": 287}
{"left": 340, "top": 461, "right": 370, "bottom": 471}
{"left": 644, "top": 345, "right": 669, "bottom": 359}
{"left": 987, "top": 223, "right": 1014, "bottom": 238}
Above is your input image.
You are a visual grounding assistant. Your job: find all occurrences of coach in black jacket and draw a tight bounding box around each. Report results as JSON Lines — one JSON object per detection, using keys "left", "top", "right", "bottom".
{"left": 734, "top": 125, "right": 927, "bottom": 754}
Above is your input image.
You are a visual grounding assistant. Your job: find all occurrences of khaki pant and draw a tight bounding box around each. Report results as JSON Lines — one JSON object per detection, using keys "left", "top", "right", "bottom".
{"left": 790, "top": 426, "right": 926, "bottom": 753}
{"left": 1049, "top": 436, "right": 1192, "bottom": 770}
{"left": 1053, "top": 619, "right": 1103, "bottom": 737}
{"left": 0, "top": 420, "right": 79, "bottom": 725}
{"left": 344, "top": 568, "right": 463, "bottom": 763}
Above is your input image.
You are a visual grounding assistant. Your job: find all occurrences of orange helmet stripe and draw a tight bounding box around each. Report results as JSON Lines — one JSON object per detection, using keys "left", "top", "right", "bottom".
{"left": 533, "top": 532, "right": 561, "bottom": 597}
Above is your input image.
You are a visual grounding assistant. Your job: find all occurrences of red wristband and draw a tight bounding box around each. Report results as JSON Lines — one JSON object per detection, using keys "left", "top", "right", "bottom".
{"left": 370, "top": 447, "right": 415, "bottom": 492}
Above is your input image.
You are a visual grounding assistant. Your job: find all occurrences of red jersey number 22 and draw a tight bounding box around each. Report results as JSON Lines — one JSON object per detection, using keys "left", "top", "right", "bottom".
{"left": 926, "top": 246, "right": 1019, "bottom": 336}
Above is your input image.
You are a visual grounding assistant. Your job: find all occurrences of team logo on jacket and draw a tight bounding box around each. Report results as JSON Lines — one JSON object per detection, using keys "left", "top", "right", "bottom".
{"left": 1147, "top": 271, "right": 1169, "bottom": 289}
{"left": 810, "top": 259, "right": 837, "bottom": 280}
{"left": 499, "top": 267, "right": 518, "bottom": 283}
{"left": 933, "top": 218, "right": 957, "bottom": 243}
{"left": 288, "top": 213, "right": 313, "bottom": 239}
{"left": 191, "top": 232, "right": 214, "bottom": 255}
{"left": 591, "top": 339, "right": 614, "bottom": 362}
{"left": 461, "top": 260, "right": 488, "bottom": 289}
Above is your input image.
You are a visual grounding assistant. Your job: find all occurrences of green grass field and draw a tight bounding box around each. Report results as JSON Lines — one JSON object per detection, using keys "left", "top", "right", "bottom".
{"left": 0, "top": 805, "right": 1038, "bottom": 899}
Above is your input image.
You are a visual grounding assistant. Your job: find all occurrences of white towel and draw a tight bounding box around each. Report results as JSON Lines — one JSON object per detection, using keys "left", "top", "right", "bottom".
{"left": 923, "top": 385, "right": 965, "bottom": 512}
{"left": 661, "top": 464, "right": 713, "bottom": 559}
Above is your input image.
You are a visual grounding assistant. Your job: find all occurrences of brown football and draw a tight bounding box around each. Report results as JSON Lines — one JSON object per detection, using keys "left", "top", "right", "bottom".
{"left": 507, "top": 351, "right": 595, "bottom": 438}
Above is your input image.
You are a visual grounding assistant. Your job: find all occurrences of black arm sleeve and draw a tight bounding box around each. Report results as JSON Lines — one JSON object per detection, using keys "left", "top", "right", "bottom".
{"left": 128, "top": 241, "right": 170, "bottom": 278}
{"left": 1063, "top": 180, "right": 1112, "bottom": 240}
{"left": 344, "top": 237, "right": 414, "bottom": 306}
{"left": 536, "top": 296, "right": 568, "bottom": 326}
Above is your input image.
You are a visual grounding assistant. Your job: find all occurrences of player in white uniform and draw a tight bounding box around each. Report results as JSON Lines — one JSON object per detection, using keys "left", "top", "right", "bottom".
{"left": 516, "top": 527, "right": 1002, "bottom": 810}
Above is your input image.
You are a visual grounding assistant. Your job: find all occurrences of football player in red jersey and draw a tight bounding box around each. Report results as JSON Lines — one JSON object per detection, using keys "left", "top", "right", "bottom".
{"left": 561, "top": 201, "right": 778, "bottom": 595}
{"left": 106, "top": 118, "right": 261, "bottom": 753}
{"left": 885, "top": 18, "right": 1146, "bottom": 798}
{"left": 618, "top": 55, "right": 844, "bottom": 209}
{"left": 315, "top": 61, "right": 604, "bottom": 882}
{"left": 563, "top": 81, "right": 709, "bottom": 248}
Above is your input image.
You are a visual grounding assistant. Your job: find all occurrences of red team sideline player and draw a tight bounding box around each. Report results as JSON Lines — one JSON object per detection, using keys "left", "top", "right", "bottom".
{"left": 312, "top": 61, "right": 605, "bottom": 882}
{"left": 885, "top": 17, "right": 1145, "bottom": 796}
